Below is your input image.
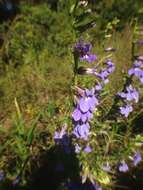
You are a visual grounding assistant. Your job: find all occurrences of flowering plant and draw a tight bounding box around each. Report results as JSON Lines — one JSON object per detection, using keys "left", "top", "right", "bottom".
{"left": 54, "top": 35, "right": 143, "bottom": 189}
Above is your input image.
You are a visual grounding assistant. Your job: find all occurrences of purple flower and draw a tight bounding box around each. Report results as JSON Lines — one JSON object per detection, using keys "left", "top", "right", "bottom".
{"left": 72, "top": 88, "right": 98, "bottom": 123}
{"left": 95, "top": 83, "right": 102, "bottom": 91}
{"left": 74, "top": 39, "right": 97, "bottom": 63}
{"left": 54, "top": 124, "right": 67, "bottom": 143}
{"left": 79, "top": 97, "right": 90, "bottom": 113}
{"left": 118, "top": 161, "right": 129, "bottom": 172}
{"left": 86, "top": 111, "right": 93, "bottom": 119}
{"left": 72, "top": 108, "right": 82, "bottom": 121}
{"left": 54, "top": 124, "right": 72, "bottom": 153}
{"left": 126, "top": 85, "right": 139, "bottom": 103}
{"left": 106, "top": 59, "right": 115, "bottom": 73}
{"left": 133, "top": 152, "right": 142, "bottom": 166}
{"left": 94, "top": 60, "right": 115, "bottom": 84}
{"left": 75, "top": 39, "right": 91, "bottom": 53}
{"left": 73, "top": 123, "right": 90, "bottom": 140}
{"left": 133, "top": 60, "right": 143, "bottom": 67}
{"left": 118, "top": 85, "right": 139, "bottom": 103}
{"left": 120, "top": 104, "right": 133, "bottom": 117}
{"left": 80, "top": 54, "right": 97, "bottom": 63}
{"left": 84, "top": 146, "right": 92, "bottom": 153}
{"left": 96, "top": 69, "right": 109, "bottom": 79}
{"left": 72, "top": 87, "right": 99, "bottom": 141}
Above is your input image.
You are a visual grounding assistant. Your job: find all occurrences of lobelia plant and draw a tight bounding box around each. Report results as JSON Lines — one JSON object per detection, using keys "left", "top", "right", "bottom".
{"left": 71, "top": 39, "right": 116, "bottom": 189}
{"left": 1, "top": 2, "right": 143, "bottom": 190}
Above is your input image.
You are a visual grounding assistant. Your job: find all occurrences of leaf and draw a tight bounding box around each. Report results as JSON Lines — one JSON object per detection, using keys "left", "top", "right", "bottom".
{"left": 27, "top": 113, "right": 41, "bottom": 145}
{"left": 74, "top": 20, "right": 96, "bottom": 33}
{"left": 75, "top": 12, "right": 92, "bottom": 24}
{"left": 14, "top": 98, "right": 21, "bottom": 119}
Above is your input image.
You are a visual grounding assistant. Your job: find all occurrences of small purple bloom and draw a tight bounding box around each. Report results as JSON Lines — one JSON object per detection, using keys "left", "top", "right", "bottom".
{"left": 87, "top": 111, "right": 93, "bottom": 119}
{"left": 95, "top": 83, "right": 102, "bottom": 91}
{"left": 85, "top": 88, "right": 95, "bottom": 96}
{"left": 126, "top": 85, "right": 139, "bottom": 103}
{"left": 94, "top": 67, "right": 111, "bottom": 84}
{"left": 80, "top": 54, "right": 97, "bottom": 63}
{"left": 120, "top": 104, "right": 133, "bottom": 117}
{"left": 118, "top": 161, "right": 129, "bottom": 172}
{"left": 72, "top": 108, "right": 81, "bottom": 121}
{"left": 133, "top": 152, "right": 142, "bottom": 166}
{"left": 118, "top": 85, "right": 139, "bottom": 103}
{"left": 73, "top": 123, "right": 90, "bottom": 140}
{"left": 79, "top": 97, "right": 90, "bottom": 113}
{"left": 84, "top": 146, "right": 92, "bottom": 153}
{"left": 54, "top": 124, "right": 72, "bottom": 153}
{"left": 54, "top": 124, "right": 67, "bottom": 143}
{"left": 97, "top": 70, "right": 109, "bottom": 79}
{"left": 117, "top": 92, "right": 127, "bottom": 99}
{"left": 133, "top": 60, "right": 143, "bottom": 67}
{"left": 88, "top": 96, "right": 99, "bottom": 111}
{"left": 74, "top": 39, "right": 97, "bottom": 63}
{"left": 81, "top": 113, "right": 87, "bottom": 122}
{"left": 128, "top": 68, "right": 135, "bottom": 75}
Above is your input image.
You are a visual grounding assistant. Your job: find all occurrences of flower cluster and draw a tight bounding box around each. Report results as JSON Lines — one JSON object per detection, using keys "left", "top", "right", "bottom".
{"left": 74, "top": 39, "right": 97, "bottom": 63}
{"left": 72, "top": 87, "right": 99, "bottom": 141}
{"left": 94, "top": 59, "right": 115, "bottom": 84}
{"left": 102, "top": 152, "right": 142, "bottom": 174}
{"left": 118, "top": 152, "right": 142, "bottom": 172}
{"left": 117, "top": 84, "right": 139, "bottom": 117}
{"left": 77, "top": 59, "right": 115, "bottom": 85}
{"left": 71, "top": 40, "right": 116, "bottom": 189}
{"left": 118, "top": 85, "right": 139, "bottom": 103}
{"left": 117, "top": 56, "right": 143, "bottom": 118}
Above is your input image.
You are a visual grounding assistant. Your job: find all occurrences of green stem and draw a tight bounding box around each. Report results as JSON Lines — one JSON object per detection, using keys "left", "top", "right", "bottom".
{"left": 73, "top": 51, "right": 79, "bottom": 86}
